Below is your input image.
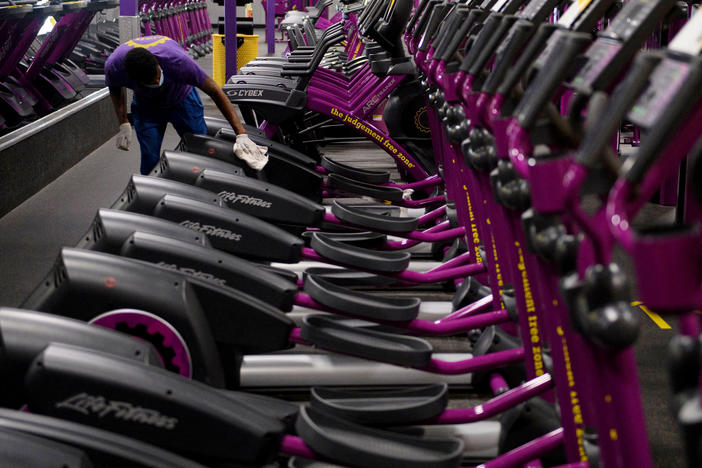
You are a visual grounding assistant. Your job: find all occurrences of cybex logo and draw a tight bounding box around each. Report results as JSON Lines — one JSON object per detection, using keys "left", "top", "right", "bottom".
{"left": 179, "top": 220, "right": 242, "bottom": 241}
{"left": 218, "top": 191, "right": 272, "bottom": 208}
{"left": 56, "top": 393, "right": 178, "bottom": 430}
{"left": 233, "top": 89, "right": 264, "bottom": 97}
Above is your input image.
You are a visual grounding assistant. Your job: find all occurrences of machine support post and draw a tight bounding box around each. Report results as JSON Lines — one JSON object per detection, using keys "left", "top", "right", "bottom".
{"left": 267, "top": 0, "right": 275, "bottom": 54}
{"left": 225, "top": 0, "right": 238, "bottom": 79}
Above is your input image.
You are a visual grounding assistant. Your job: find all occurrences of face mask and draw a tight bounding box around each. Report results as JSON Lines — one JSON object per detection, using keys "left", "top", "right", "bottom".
{"left": 142, "top": 70, "right": 164, "bottom": 88}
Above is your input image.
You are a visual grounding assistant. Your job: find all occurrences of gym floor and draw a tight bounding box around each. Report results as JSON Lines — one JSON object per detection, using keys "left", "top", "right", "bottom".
{"left": 0, "top": 32, "right": 684, "bottom": 466}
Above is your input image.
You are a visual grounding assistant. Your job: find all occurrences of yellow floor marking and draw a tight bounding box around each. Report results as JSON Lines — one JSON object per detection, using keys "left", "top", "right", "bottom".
{"left": 631, "top": 301, "right": 672, "bottom": 329}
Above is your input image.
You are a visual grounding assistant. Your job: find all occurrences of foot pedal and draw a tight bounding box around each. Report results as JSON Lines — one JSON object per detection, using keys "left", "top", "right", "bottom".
{"left": 321, "top": 156, "right": 390, "bottom": 184}
{"left": 332, "top": 201, "right": 418, "bottom": 233}
{"left": 304, "top": 274, "right": 420, "bottom": 321}
{"left": 471, "top": 326, "right": 526, "bottom": 391}
{"left": 301, "top": 315, "right": 433, "bottom": 367}
{"left": 499, "top": 398, "right": 565, "bottom": 465}
{"left": 303, "top": 268, "right": 397, "bottom": 287}
{"left": 452, "top": 277, "right": 492, "bottom": 311}
{"left": 327, "top": 174, "right": 404, "bottom": 201}
{"left": 310, "top": 384, "right": 448, "bottom": 425}
{"left": 296, "top": 406, "right": 464, "bottom": 468}
{"left": 310, "top": 233, "right": 410, "bottom": 273}
{"left": 301, "top": 231, "right": 388, "bottom": 249}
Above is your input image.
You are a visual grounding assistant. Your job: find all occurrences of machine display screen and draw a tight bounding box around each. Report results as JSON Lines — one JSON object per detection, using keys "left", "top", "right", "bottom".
{"left": 533, "top": 29, "right": 566, "bottom": 69}
{"left": 601, "top": 0, "right": 660, "bottom": 41}
{"left": 495, "top": 24, "right": 520, "bottom": 57}
{"left": 628, "top": 59, "right": 691, "bottom": 129}
{"left": 569, "top": 40, "right": 622, "bottom": 90}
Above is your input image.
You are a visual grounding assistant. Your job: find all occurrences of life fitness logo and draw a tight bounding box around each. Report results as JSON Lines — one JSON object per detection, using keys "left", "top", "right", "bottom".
{"left": 56, "top": 393, "right": 178, "bottom": 430}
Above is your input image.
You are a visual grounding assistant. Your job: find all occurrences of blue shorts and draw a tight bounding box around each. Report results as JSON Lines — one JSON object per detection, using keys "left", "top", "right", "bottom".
{"left": 131, "top": 88, "right": 207, "bottom": 174}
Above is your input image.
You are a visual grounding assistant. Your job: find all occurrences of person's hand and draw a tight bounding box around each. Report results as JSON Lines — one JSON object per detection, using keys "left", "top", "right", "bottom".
{"left": 116, "top": 122, "right": 132, "bottom": 151}
{"left": 233, "top": 134, "right": 268, "bottom": 170}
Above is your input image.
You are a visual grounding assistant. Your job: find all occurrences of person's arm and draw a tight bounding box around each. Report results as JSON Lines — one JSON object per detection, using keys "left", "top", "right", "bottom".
{"left": 198, "top": 76, "right": 246, "bottom": 134}
{"left": 109, "top": 86, "right": 129, "bottom": 125}
{"left": 109, "top": 85, "right": 133, "bottom": 150}
{"left": 198, "top": 75, "right": 267, "bottom": 169}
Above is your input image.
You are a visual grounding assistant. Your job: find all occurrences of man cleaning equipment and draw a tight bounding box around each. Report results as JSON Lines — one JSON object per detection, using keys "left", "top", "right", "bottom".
{"left": 105, "top": 35, "right": 267, "bottom": 174}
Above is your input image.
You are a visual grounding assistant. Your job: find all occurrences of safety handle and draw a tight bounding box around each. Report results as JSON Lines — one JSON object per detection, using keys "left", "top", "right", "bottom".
{"left": 515, "top": 31, "right": 591, "bottom": 129}
{"left": 482, "top": 21, "right": 536, "bottom": 95}
{"left": 437, "top": 9, "right": 486, "bottom": 61}
{"left": 459, "top": 13, "right": 503, "bottom": 72}
{"left": 496, "top": 23, "right": 557, "bottom": 96}
{"left": 468, "top": 15, "right": 518, "bottom": 76}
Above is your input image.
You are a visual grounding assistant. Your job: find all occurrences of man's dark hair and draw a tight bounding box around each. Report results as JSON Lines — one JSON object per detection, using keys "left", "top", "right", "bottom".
{"left": 124, "top": 48, "right": 160, "bottom": 84}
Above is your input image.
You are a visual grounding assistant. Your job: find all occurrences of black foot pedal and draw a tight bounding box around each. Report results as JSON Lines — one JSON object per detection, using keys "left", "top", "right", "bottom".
{"left": 499, "top": 397, "right": 566, "bottom": 466}
{"left": 471, "top": 326, "right": 526, "bottom": 391}
{"left": 310, "top": 233, "right": 410, "bottom": 273}
{"left": 332, "top": 201, "right": 418, "bottom": 233}
{"left": 321, "top": 156, "right": 390, "bottom": 184}
{"left": 452, "top": 277, "right": 492, "bottom": 311}
{"left": 310, "top": 384, "right": 447, "bottom": 425}
{"left": 327, "top": 174, "right": 404, "bottom": 201}
{"left": 301, "top": 231, "right": 388, "bottom": 249}
{"left": 301, "top": 315, "right": 433, "bottom": 367}
{"left": 296, "top": 406, "right": 464, "bottom": 468}
{"left": 304, "top": 274, "right": 420, "bottom": 321}
{"left": 303, "top": 268, "right": 397, "bottom": 287}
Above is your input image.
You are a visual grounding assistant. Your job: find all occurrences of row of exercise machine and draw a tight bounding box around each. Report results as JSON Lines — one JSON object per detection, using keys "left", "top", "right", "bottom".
{"left": 4, "top": 0, "right": 702, "bottom": 467}
{"left": 70, "top": 0, "right": 215, "bottom": 80}
{"left": 69, "top": 19, "right": 121, "bottom": 75}
{"left": 0, "top": 0, "right": 119, "bottom": 132}
{"left": 139, "top": 0, "right": 213, "bottom": 57}
{"left": 0, "top": 0, "right": 212, "bottom": 134}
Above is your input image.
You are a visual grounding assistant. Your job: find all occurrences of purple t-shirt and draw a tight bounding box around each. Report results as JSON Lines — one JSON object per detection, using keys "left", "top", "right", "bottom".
{"left": 105, "top": 35, "right": 207, "bottom": 107}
